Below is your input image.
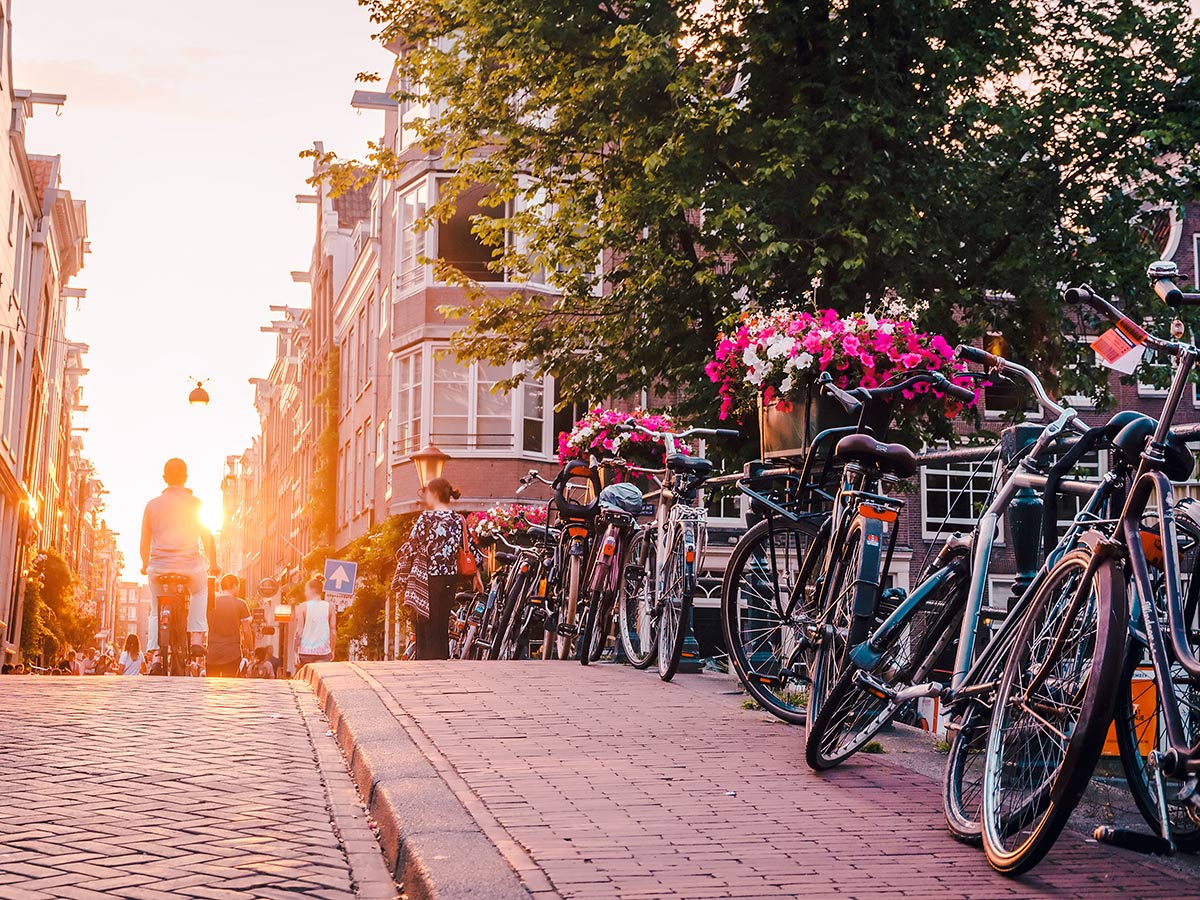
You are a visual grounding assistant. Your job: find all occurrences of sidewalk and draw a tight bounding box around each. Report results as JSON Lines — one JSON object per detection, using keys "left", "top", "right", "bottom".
{"left": 309, "top": 660, "right": 1200, "bottom": 900}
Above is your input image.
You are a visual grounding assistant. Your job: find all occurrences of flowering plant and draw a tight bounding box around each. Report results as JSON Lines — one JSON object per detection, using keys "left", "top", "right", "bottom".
{"left": 466, "top": 504, "right": 547, "bottom": 544}
{"left": 705, "top": 294, "right": 976, "bottom": 422}
{"left": 557, "top": 407, "right": 688, "bottom": 467}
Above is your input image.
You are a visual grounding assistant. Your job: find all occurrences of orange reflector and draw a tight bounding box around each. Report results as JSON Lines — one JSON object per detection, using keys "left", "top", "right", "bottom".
{"left": 602, "top": 537, "right": 618, "bottom": 557}
{"left": 568, "top": 525, "right": 590, "bottom": 538}
{"left": 1141, "top": 530, "right": 1164, "bottom": 569}
{"left": 569, "top": 466, "right": 593, "bottom": 478}
{"left": 685, "top": 549, "right": 696, "bottom": 564}
{"left": 858, "top": 504, "right": 898, "bottom": 524}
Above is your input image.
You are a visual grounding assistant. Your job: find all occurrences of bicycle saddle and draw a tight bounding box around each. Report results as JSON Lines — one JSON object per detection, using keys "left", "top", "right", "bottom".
{"left": 494, "top": 551, "right": 518, "bottom": 566}
{"left": 667, "top": 454, "right": 713, "bottom": 477}
{"left": 833, "top": 433, "right": 919, "bottom": 479}
{"left": 1106, "top": 412, "right": 1194, "bottom": 482}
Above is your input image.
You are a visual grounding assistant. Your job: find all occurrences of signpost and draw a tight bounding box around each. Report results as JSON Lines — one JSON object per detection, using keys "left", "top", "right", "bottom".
{"left": 323, "top": 558, "right": 358, "bottom": 611}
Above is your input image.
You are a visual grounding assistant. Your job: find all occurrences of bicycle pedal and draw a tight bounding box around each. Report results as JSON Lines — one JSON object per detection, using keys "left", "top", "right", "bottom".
{"left": 1093, "top": 826, "right": 1174, "bottom": 856}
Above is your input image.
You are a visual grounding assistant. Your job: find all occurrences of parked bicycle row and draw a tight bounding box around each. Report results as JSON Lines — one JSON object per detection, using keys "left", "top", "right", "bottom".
{"left": 388, "top": 260, "right": 1200, "bottom": 878}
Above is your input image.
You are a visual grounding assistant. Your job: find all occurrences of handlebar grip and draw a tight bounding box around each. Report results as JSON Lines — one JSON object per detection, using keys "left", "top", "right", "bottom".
{"left": 1153, "top": 277, "right": 1185, "bottom": 309}
{"left": 944, "top": 381, "right": 976, "bottom": 402}
{"left": 956, "top": 344, "right": 1001, "bottom": 368}
{"left": 713, "top": 429, "right": 741, "bottom": 438}
{"left": 614, "top": 424, "right": 635, "bottom": 433}
{"left": 1062, "top": 285, "right": 1093, "bottom": 306}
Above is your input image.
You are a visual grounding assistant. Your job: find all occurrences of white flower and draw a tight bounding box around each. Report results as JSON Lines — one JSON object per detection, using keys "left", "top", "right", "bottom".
{"left": 742, "top": 347, "right": 762, "bottom": 368}
{"left": 865, "top": 313, "right": 877, "bottom": 329}
{"left": 790, "top": 351, "right": 814, "bottom": 370}
{"left": 879, "top": 323, "right": 894, "bottom": 335}
{"left": 765, "top": 335, "right": 790, "bottom": 360}
{"left": 780, "top": 375, "right": 794, "bottom": 393}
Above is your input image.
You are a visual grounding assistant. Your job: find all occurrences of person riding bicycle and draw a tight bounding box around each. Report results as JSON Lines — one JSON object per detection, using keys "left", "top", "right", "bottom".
{"left": 140, "top": 458, "right": 219, "bottom": 652}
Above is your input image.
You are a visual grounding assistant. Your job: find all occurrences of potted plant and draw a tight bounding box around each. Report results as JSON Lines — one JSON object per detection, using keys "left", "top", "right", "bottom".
{"left": 706, "top": 293, "right": 976, "bottom": 458}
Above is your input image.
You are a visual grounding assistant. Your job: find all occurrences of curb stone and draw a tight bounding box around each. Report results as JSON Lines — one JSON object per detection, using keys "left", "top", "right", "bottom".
{"left": 304, "top": 663, "right": 542, "bottom": 900}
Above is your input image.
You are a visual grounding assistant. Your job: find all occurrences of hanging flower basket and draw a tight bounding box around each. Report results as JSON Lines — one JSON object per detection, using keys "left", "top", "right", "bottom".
{"left": 707, "top": 294, "right": 978, "bottom": 452}
{"left": 466, "top": 504, "right": 547, "bottom": 552}
{"left": 558, "top": 407, "right": 690, "bottom": 472}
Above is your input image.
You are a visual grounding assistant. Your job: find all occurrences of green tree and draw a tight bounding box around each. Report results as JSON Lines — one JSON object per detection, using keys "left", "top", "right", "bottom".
{"left": 320, "top": 0, "right": 1199, "bottom": 413}
{"left": 307, "top": 348, "right": 340, "bottom": 547}
{"left": 21, "top": 550, "right": 96, "bottom": 661}
{"left": 333, "top": 514, "right": 418, "bottom": 659}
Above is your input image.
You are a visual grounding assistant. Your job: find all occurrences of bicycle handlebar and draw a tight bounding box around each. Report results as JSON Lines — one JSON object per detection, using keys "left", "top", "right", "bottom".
{"left": 818, "top": 369, "right": 975, "bottom": 408}
{"left": 614, "top": 423, "right": 740, "bottom": 441}
{"left": 953, "top": 344, "right": 1084, "bottom": 431}
{"left": 1062, "top": 283, "right": 1184, "bottom": 355}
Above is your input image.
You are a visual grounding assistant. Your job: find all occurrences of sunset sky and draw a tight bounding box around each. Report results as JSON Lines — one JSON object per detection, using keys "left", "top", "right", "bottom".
{"left": 15, "top": 0, "right": 391, "bottom": 573}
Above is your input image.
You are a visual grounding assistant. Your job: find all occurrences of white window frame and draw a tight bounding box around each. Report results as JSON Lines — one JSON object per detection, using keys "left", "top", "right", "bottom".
{"left": 988, "top": 575, "right": 1017, "bottom": 613}
{"left": 920, "top": 453, "right": 1001, "bottom": 542}
{"left": 390, "top": 343, "right": 555, "bottom": 462}
{"left": 395, "top": 180, "right": 430, "bottom": 296}
{"left": 1061, "top": 336, "right": 1099, "bottom": 409}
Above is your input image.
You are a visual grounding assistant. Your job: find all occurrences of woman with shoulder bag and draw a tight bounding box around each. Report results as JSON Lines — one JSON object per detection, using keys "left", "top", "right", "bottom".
{"left": 390, "top": 477, "right": 479, "bottom": 660}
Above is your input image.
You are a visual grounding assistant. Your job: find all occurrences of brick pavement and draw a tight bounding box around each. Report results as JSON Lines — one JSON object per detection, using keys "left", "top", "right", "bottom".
{"left": 313, "top": 661, "right": 1200, "bottom": 900}
{"left": 0, "top": 676, "right": 396, "bottom": 900}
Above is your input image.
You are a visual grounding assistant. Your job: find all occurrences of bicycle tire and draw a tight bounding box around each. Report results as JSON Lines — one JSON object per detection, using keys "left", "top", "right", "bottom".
{"left": 489, "top": 565, "right": 529, "bottom": 661}
{"left": 556, "top": 555, "right": 584, "bottom": 661}
{"left": 981, "top": 543, "right": 1127, "bottom": 875}
{"left": 806, "top": 517, "right": 883, "bottom": 729}
{"left": 658, "top": 535, "right": 691, "bottom": 682}
{"left": 618, "top": 529, "right": 658, "bottom": 669}
{"left": 721, "top": 516, "right": 828, "bottom": 724}
{"left": 1113, "top": 644, "right": 1200, "bottom": 849}
{"left": 806, "top": 555, "right": 968, "bottom": 770}
{"left": 942, "top": 695, "right": 992, "bottom": 845}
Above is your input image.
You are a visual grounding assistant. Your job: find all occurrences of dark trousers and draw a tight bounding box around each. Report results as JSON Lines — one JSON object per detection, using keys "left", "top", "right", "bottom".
{"left": 414, "top": 575, "right": 457, "bottom": 660}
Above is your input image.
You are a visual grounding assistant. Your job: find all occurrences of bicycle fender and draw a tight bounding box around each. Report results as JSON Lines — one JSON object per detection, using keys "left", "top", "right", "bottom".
{"left": 854, "top": 518, "right": 886, "bottom": 618}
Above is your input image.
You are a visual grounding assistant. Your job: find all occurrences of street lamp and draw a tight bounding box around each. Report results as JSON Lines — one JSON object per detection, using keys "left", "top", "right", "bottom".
{"left": 188, "top": 380, "right": 211, "bottom": 406}
{"left": 411, "top": 443, "right": 450, "bottom": 487}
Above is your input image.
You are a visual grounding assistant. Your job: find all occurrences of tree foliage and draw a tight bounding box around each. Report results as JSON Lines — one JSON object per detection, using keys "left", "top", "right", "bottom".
{"left": 331, "top": 514, "right": 418, "bottom": 659}
{"left": 21, "top": 550, "right": 94, "bottom": 661}
{"left": 324, "top": 0, "right": 1200, "bottom": 414}
{"left": 307, "top": 348, "right": 340, "bottom": 546}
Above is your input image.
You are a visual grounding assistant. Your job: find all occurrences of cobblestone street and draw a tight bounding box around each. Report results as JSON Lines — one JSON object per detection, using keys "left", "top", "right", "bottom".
{"left": 0, "top": 677, "right": 394, "bottom": 900}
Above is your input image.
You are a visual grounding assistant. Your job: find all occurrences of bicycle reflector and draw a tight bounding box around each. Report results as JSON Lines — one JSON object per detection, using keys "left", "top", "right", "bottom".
{"left": 685, "top": 546, "right": 696, "bottom": 564}
{"left": 601, "top": 535, "right": 618, "bottom": 557}
{"left": 1140, "top": 529, "right": 1165, "bottom": 569}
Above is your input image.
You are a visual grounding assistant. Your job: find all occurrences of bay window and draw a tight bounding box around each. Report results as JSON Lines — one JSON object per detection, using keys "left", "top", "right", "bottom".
{"left": 392, "top": 344, "right": 553, "bottom": 460}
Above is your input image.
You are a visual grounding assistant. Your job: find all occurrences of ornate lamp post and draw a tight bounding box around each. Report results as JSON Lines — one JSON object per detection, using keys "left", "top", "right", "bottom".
{"left": 411, "top": 443, "right": 450, "bottom": 488}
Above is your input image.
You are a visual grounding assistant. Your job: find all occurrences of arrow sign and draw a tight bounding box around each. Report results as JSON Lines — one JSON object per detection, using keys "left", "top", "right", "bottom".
{"left": 323, "top": 558, "right": 358, "bottom": 598}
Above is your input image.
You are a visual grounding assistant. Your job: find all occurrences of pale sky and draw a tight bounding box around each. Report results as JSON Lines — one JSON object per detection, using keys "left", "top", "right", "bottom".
{"left": 15, "top": 0, "right": 390, "bottom": 576}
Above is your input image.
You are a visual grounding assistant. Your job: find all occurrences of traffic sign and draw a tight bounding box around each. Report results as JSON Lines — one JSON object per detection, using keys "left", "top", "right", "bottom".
{"left": 323, "top": 558, "right": 358, "bottom": 610}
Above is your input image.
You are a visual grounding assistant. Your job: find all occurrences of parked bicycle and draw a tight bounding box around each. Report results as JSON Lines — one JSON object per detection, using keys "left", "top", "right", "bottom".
{"left": 610, "top": 422, "right": 739, "bottom": 680}
{"left": 720, "top": 369, "right": 973, "bottom": 722}
{"left": 976, "top": 269, "right": 1200, "bottom": 874}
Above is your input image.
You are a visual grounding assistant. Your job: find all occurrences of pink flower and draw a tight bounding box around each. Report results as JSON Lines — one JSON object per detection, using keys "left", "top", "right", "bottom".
{"left": 900, "top": 352, "right": 923, "bottom": 368}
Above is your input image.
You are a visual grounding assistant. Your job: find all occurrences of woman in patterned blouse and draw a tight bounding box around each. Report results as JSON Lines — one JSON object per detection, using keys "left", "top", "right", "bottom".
{"left": 391, "top": 477, "right": 467, "bottom": 659}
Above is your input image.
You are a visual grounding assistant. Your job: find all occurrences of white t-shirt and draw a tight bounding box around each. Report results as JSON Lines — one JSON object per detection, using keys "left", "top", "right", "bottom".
{"left": 298, "top": 599, "right": 333, "bottom": 656}
{"left": 118, "top": 651, "right": 143, "bottom": 676}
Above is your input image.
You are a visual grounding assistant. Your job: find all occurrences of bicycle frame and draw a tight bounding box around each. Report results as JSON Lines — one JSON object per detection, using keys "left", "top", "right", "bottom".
{"left": 1117, "top": 346, "right": 1200, "bottom": 777}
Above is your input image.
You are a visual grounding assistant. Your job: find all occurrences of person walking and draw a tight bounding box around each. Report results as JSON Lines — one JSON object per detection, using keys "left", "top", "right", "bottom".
{"left": 118, "top": 634, "right": 145, "bottom": 676}
{"left": 390, "top": 477, "right": 474, "bottom": 660}
{"left": 293, "top": 576, "right": 336, "bottom": 668}
{"left": 207, "top": 575, "right": 252, "bottom": 678}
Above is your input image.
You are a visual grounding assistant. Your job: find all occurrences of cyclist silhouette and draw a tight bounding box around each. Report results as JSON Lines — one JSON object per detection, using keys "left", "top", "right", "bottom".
{"left": 141, "top": 458, "right": 218, "bottom": 651}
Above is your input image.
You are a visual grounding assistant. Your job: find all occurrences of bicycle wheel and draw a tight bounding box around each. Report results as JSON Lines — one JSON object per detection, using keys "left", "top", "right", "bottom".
{"left": 943, "top": 695, "right": 993, "bottom": 845}
{"left": 721, "top": 516, "right": 827, "bottom": 724}
{"left": 806, "top": 555, "right": 968, "bottom": 770}
{"left": 981, "top": 544, "right": 1127, "bottom": 875}
{"left": 556, "top": 555, "right": 584, "bottom": 661}
{"left": 578, "top": 590, "right": 614, "bottom": 665}
{"left": 489, "top": 564, "right": 529, "bottom": 661}
{"left": 657, "top": 535, "right": 692, "bottom": 682}
{"left": 806, "top": 518, "right": 883, "bottom": 729}
{"left": 618, "top": 529, "right": 658, "bottom": 669}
